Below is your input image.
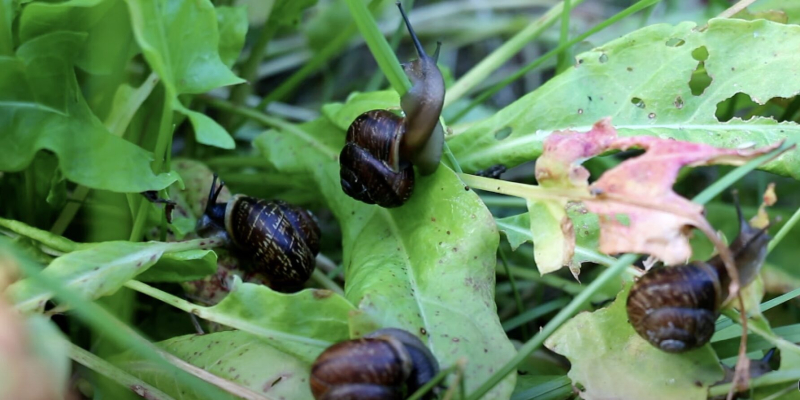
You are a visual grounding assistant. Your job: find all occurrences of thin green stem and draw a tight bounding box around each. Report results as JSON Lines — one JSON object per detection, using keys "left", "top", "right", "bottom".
{"left": 200, "top": 96, "right": 338, "bottom": 159}
{"left": 502, "top": 297, "right": 570, "bottom": 332}
{"left": 343, "top": 0, "right": 411, "bottom": 95}
{"left": 70, "top": 342, "right": 176, "bottom": 400}
{"left": 480, "top": 195, "right": 527, "bottom": 208}
{"left": 444, "top": 0, "right": 585, "bottom": 108}
{"left": 555, "top": 0, "right": 571, "bottom": 74}
{"left": 467, "top": 253, "right": 638, "bottom": 400}
{"left": 450, "top": 0, "right": 662, "bottom": 122}
{"left": 130, "top": 92, "right": 175, "bottom": 242}
{"left": 498, "top": 247, "right": 528, "bottom": 339}
{"left": 767, "top": 205, "right": 800, "bottom": 253}
{"left": 496, "top": 263, "right": 582, "bottom": 295}
{"left": 311, "top": 269, "right": 345, "bottom": 296}
{"left": 50, "top": 185, "right": 91, "bottom": 236}
{"left": 0, "top": 217, "right": 79, "bottom": 253}
{"left": 364, "top": 0, "right": 416, "bottom": 91}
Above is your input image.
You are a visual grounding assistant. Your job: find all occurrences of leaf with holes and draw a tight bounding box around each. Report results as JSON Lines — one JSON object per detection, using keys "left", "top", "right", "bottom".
{"left": 254, "top": 99, "right": 517, "bottom": 398}
{"left": 112, "top": 330, "right": 315, "bottom": 400}
{"left": 545, "top": 285, "right": 725, "bottom": 400}
{"left": 448, "top": 19, "right": 800, "bottom": 179}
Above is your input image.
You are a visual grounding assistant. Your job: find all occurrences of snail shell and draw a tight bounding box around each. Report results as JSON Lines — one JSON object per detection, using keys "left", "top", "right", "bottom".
{"left": 310, "top": 328, "right": 439, "bottom": 400}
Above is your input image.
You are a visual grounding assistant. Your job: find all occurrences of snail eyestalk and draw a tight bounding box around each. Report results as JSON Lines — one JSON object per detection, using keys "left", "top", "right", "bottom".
{"left": 397, "top": 2, "right": 427, "bottom": 59}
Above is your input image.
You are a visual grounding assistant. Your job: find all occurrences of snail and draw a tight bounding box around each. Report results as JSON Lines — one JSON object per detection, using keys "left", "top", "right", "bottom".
{"left": 310, "top": 328, "right": 440, "bottom": 400}
{"left": 196, "top": 174, "right": 321, "bottom": 290}
{"left": 339, "top": 2, "right": 445, "bottom": 208}
{"left": 626, "top": 194, "right": 771, "bottom": 353}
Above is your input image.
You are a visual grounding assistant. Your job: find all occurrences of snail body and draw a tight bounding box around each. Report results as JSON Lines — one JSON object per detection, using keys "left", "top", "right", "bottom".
{"left": 339, "top": 2, "right": 445, "bottom": 208}
{"left": 626, "top": 197, "right": 771, "bottom": 353}
{"left": 197, "top": 175, "right": 321, "bottom": 290}
{"left": 310, "top": 328, "right": 439, "bottom": 400}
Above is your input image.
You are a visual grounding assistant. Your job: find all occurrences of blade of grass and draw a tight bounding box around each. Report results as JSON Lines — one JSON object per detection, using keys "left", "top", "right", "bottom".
{"left": 709, "top": 369, "right": 800, "bottom": 397}
{"left": 465, "top": 143, "right": 787, "bottom": 399}
{"left": 502, "top": 297, "right": 569, "bottom": 332}
{"left": 69, "top": 342, "right": 176, "bottom": 400}
{"left": 450, "top": 0, "right": 662, "bottom": 122}
{"left": 444, "top": 0, "right": 585, "bottom": 108}
{"left": 343, "top": 0, "right": 411, "bottom": 95}
{"left": 365, "top": 0, "right": 417, "bottom": 91}
{"left": 499, "top": 247, "right": 529, "bottom": 339}
{"left": 554, "top": 0, "right": 571, "bottom": 74}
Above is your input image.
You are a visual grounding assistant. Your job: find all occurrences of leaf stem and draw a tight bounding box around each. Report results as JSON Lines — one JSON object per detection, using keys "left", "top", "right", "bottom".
{"left": 228, "top": 12, "right": 278, "bottom": 107}
{"left": 311, "top": 269, "right": 345, "bottom": 296}
{"left": 69, "top": 342, "right": 176, "bottom": 400}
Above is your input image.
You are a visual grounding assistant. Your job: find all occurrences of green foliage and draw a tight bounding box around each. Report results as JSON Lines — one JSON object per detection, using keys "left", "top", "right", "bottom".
{"left": 3, "top": 2, "right": 800, "bottom": 400}
{"left": 448, "top": 19, "right": 800, "bottom": 179}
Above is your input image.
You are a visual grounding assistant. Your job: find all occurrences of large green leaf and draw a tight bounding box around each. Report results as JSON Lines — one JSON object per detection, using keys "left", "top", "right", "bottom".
{"left": 0, "top": 0, "right": 15, "bottom": 55}
{"left": 201, "top": 279, "right": 356, "bottom": 364}
{"left": 19, "top": 0, "right": 135, "bottom": 75}
{"left": 254, "top": 102, "right": 517, "bottom": 398}
{"left": 448, "top": 19, "right": 800, "bottom": 179}
{"left": 215, "top": 5, "right": 247, "bottom": 68}
{"left": 7, "top": 238, "right": 215, "bottom": 312}
{"left": 125, "top": 0, "right": 244, "bottom": 149}
{"left": 545, "top": 285, "right": 725, "bottom": 400}
{"left": 0, "top": 31, "right": 177, "bottom": 192}
{"left": 114, "top": 331, "right": 314, "bottom": 400}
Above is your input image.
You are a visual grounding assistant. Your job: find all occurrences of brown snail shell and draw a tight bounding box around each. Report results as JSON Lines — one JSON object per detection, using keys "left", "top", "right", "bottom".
{"left": 310, "top": 328, "right": 439, "bottom": 400}
{"left": 340, "top": 111, "right": 415, "bottom": 208}
{"left": 626, "top": 193, "right": 772, "bottom": 353}
{"left": 339, "top": 2, "right": 444, "bottom": 208}
{"left": 198, "top": 176, "right": 321, "bottom": 290}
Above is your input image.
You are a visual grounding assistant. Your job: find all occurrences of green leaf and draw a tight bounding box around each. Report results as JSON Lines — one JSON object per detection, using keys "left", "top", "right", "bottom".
{"left": 125, "top": 0, "right": 244, "bottom": 149}
{"left": 449, "top": 19, "right": 800, "bottom": 179}
{"left": 527, "top": 199, "right": 570, "bottom": 275}
{"left": 215, "top": 5, "right": 247, "bottom": 68}
{"left": 545, "top": 285, "right": 725, "bottom": 400}
{"left": 271, "top": 0, "right": 317, "bottom": 28}
{"left": 255, "top": 99, "right": 517, "bottom": 398}
{"left": 0, "top": 31, "right": 177, "bottom": 192}
{"left": 19, "top": 0, "right": 135, "bottom": 75}
{"left": 0, "top": 0, "right": 15, "bottom": 55}
{"left": 511, "top": 375, "right": 573, "bottom": 400}
{"left": 497, "top": 213, "right": 532, "bottom": 250}
{"left": 203, "top": 279, "right": 354, "bottom": 364}
{"left": 114, "top": 331, "right": 314, "bottom": 400}
{"left": 7, "top": 239, "right": 214, "bottom": 312}
{"left": 138, "top": 249, "right": 217, "bottom": 282}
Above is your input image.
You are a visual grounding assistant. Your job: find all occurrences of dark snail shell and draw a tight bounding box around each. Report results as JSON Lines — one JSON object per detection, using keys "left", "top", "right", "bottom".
{"left": 339, "top": 2, "right": 443, "bottom": 208}
{"left": 626, "top": 192, "right": 772, "bottom": 353}
{"left": 626, "top": 262, "right": 722, "bottom": 353}
{"left": 340, "top": 111, "right": 415, "bottom": 208}
{"left": 310, "top": 328, "right": 439, "bottom": 400}
{"left": 199, "top": 176, "right": 321, "bottom": 291}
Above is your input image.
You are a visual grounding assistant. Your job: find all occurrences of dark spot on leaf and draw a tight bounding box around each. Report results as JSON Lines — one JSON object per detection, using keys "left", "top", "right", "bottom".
{"left": 598, "top": 53, "right": 608, "bottom": 63}
{"left": 626, "top": 67, "right": 633, "bottom": 72}
{"left": 446, "top": 231, "right": 450, "bottom": 235}
{"left": 464, "top": 186, "right": 470, "bottom": 191}
{"left": 587, "top": 96, "right": 592, "bottom": 101}
{"left": 694, "top": 380, "right": 702, "bottom": 387}
{"left": 420, "top": 328, "right": 427, "bottom": 335}
{"left": 674, "top": 96, "right": 684, "bottom": 109}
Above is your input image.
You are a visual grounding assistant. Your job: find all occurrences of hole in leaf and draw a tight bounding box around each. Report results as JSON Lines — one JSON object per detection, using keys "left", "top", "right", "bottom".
{"left": 691, "top": 46, "right": 709, "bottom": 61}
{"left": 689, "top": 62, "right": 712, "bottom": 96}
{"left": 631, "top": 97, "right": 645, "bottom": 108}
{"left": 666, "top": 38, "right": 685, "bottom": 47}
{"left": 674, "top": 96, "right": 684, "bottom": 109}
{"left": 715, "top": 92, "right": 796, "bottom": 122}
{"left": 599, "top": 53, "right": 608, "bottom": 63}
{"left": 494, "top": 126, "right": 512, "bottom": 140}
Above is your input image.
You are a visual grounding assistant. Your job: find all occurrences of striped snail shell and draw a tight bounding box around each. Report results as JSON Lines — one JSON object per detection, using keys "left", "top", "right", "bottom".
{"left": 197, "top": 175, "right": 321, "bottom": 290}
{"left": 339, "top": 2, "right": 445, "bottom": 208}
{"left": 626, "top": 194, "right": 771, "bottom": 353}
{"left": 310, "top": 328, "right": 439, "bottom": 400}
